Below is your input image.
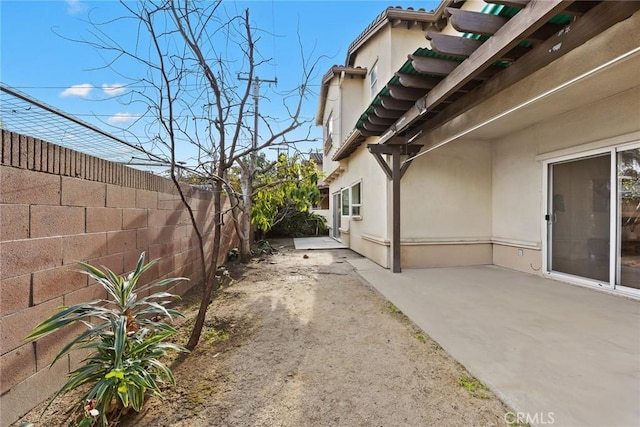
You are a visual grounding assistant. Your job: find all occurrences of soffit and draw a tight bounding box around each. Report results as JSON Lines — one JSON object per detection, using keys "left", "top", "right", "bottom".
{"left": 453, "top": 44, "right": 640, "bottom": 141}
{"left": 332, "top": 0, "right": 640, "bottom": 161}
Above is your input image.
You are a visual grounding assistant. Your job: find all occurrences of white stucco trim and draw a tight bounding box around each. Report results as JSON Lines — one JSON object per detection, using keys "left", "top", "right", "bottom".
{"left": 360, "top": 234, "right": 540, "bottom": 249}
{"left": 491, "top": 238, "right": 541, "bottom": 250}
{"left": 535, "top": 130, "right": 640, "bottom": 162}
{"left": 401, "top": 237, "right": 492, "bottom": 245}
{"left": 361, "top": 233, "right": 389, "bottom": 245}
{"left": 324, "top": 165, "right": 345, "bottom": 183}
{"left": 402, "top": 237, "right": 540, "bottom": 248}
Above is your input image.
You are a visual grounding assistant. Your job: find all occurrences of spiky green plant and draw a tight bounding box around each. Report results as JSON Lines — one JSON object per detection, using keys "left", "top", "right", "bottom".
{"left": 25, "top": 253, "right": 189, "bottom": 426}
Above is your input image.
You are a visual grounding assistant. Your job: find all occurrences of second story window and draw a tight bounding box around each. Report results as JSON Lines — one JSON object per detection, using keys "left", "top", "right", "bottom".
{"left": 370, "top": 63, "right": 378, "bottom": 99}
{"left": 324, "top": 112, "right": 333, "bottom": 154}
{"left": 326, "top": 112, "right": 333, "bottom": 141}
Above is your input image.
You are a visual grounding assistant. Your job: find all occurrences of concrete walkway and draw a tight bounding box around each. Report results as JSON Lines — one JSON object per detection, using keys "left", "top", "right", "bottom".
{"left": 349, "top": 259, "right": 640, "bottom": 427}
{"left": 293, "top": 236, "right": 347, "bottom": 250}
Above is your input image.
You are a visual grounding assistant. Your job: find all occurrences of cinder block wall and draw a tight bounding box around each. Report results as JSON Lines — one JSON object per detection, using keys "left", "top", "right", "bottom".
{"left": 0, "top": 130, "right": 239, "bottom": 425}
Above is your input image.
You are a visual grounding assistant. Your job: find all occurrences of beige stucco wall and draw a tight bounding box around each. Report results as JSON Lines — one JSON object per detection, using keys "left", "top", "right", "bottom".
{"left": 414, "top": 9, "right": 640, "bottom": 273}
{"left": 491, "top": 134, "right": 541, "bottom": 247}
{"left": 388, "top": 24, "right": 428, "bottom": 71}
{"left": 350, "top": 233, "right": 390, "bottom": 268}
{"left": 535, "top": 86, "right": 640, "bottom": 156}
{"left": 322, "top": 9, "right": 448, "bottom": 264}
{"left": 322, "top": 5, "right": 640, "bottom": 274}
{"left": 396, "top": 139, "right": 493, "bottom": 268}
{"left": 491, "top": 86, "right": 640, "bottom": 274}
{"left": 322, "top": 79, "right": 342, "bottom": 178}
{"left": 356, "top": 24, "right": 434, "bottom": 103}
{"left": 493, "top": 245, "right": 541, "bottom": 274}
{"left": 402, "top": 139, "right": 492, "bottom": 239}
{"left": 491, "top": 86, "right": 640, "bottom": 248}
{"left": 331, "top": 142, "right": 390, "bottom": 267}
{"left": 340, "top": 77, "right": 366, "bottom": 147}
{"left": 422, "top": 10, "right": 640, "bottom": 153}
{"left": 332, "top": 137, "right": 495, "bottom": 269}
{"left": 403, "top": 243, "right": 492, "bottom": 268}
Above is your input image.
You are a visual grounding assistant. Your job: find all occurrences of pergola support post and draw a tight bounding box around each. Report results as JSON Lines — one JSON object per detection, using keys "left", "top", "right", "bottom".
{"left": 391, "top": 147, "right": 401, "bottom": 272}
{"left": 368, "top": 144, "right": 422, "bottom": 273}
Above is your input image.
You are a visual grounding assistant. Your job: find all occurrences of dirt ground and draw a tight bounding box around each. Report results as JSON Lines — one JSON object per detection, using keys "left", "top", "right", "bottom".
{"left": 17, "top": 238, "right": 514, "bottom": 426}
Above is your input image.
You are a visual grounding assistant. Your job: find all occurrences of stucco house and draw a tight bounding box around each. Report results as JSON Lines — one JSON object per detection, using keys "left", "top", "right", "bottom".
{"left": 317, "top": 0, "right": 640, "bottom": 296}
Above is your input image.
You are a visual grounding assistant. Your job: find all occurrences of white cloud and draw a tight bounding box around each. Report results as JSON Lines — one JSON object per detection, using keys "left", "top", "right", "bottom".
{"left": 66, "top": 0, "right": 86, "bottom": 15}
{"left": 60, "top": 84, "right": 93, "bottom": 98}
{"left": 102, "top": 84, "right": 126, "bottom": 96}
{"left": 107, "top": 113, "right": 141, "bottom": 125}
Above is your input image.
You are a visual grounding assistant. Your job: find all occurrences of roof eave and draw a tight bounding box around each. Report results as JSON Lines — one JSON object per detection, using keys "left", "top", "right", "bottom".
{"left": 346, "top": 1, "right": 452, "bottom": 66}
{"left": 316, "top": 66, "right": 367, "bottom": 126}
{"left": 332, "top": 129, "right": 365, "bottom": 161}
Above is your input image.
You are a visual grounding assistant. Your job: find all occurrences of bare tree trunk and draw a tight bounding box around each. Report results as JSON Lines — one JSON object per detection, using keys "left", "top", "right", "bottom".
{"left": 86, "top": 2, "right": 319, "bottom": 350}
{"left": 224, "top": 171, "right": 249, "bottom": 261}
{"left": 239, "top": 206, "right": 252, "bottom": 261}
{"left": 239, "top": 167, "right": 254, "bottom": 262}
{"left": 186, "top": 179, "right": 223, "bottom": 350}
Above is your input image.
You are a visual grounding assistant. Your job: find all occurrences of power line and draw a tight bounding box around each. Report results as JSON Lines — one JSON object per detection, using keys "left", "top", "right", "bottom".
{"left": 4, "top": 83, "right": 322, "bottom": 90}
{"left": 237, "top": 74, "right": 277, "bottom": 176}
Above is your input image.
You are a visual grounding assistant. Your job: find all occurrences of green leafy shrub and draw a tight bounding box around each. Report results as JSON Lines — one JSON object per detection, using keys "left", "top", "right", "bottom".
{"left": 250, "top": 154, "right": 322, "bottom": 236}
{"left": 25, "top": 253, "right": 189, "bottom": 426}
{"left": 266, "top": 210, "right": 329, "bottom": 238}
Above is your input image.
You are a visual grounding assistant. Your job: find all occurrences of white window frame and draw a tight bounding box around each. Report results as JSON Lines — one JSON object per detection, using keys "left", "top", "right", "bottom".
{"left": 324, "top": 112, "right": 334, "bottom": 155}
{"left": 351, "top": 181, "right": 362, "bottom": 217}
{"left": 369, "top": 62, "right": 378, "bottom": 99}
{"left": 339, "top": 181, "right": 362, "bottom": 218}
{"left": 341, "top": 187, "right": 350, "bottom": 216}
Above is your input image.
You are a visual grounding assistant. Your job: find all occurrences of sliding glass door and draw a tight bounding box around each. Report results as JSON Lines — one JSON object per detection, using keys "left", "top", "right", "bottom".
{"left": 332, "top": 192, "right": 341, "bottom": 240}
{"left": 547, "top": 146, "right": 640, "bottom": 294}
{"left": 617, "top": 149, "right": 640, "bottom": 290}
{"left": 548, "top": 155, "right": 611, "bottom": 282}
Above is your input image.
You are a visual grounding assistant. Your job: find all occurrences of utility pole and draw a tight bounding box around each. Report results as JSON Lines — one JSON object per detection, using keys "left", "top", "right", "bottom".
{"left": 237, "top": 75, "right": 277, "bottom": 177}
{"left": 269, "top": 146, "right": 287, "bottom": 159}
{"left": 235, "top": 74, "right": 277, "bottom": 257}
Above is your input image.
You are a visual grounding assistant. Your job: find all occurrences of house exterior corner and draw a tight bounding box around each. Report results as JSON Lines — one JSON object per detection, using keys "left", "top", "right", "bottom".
{"left": 317, "top": 1, "right": 640, "bottom": 297}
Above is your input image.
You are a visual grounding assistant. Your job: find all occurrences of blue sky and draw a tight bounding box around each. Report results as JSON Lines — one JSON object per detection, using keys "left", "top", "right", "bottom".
{"left": 1, "top": 0, "right": 440, "bottom": 164}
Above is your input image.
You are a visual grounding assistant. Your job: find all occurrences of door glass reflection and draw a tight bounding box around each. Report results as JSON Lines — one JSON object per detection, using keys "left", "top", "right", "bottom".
{"left": 618, "top": 149, "right": 640, "bottom": 289}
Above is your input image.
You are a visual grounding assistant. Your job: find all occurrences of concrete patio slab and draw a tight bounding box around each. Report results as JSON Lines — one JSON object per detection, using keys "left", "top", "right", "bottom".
{"left": 350, "top": 263, "right": 640, "bottom": 427}
{"left": 293, "top": 236, "right": 347, "bottom": 250}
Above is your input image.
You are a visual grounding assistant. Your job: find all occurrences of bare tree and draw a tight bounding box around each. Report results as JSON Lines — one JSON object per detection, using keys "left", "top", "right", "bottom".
{"left": 82, "top": 0, "right": 320, "bottom": 348}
